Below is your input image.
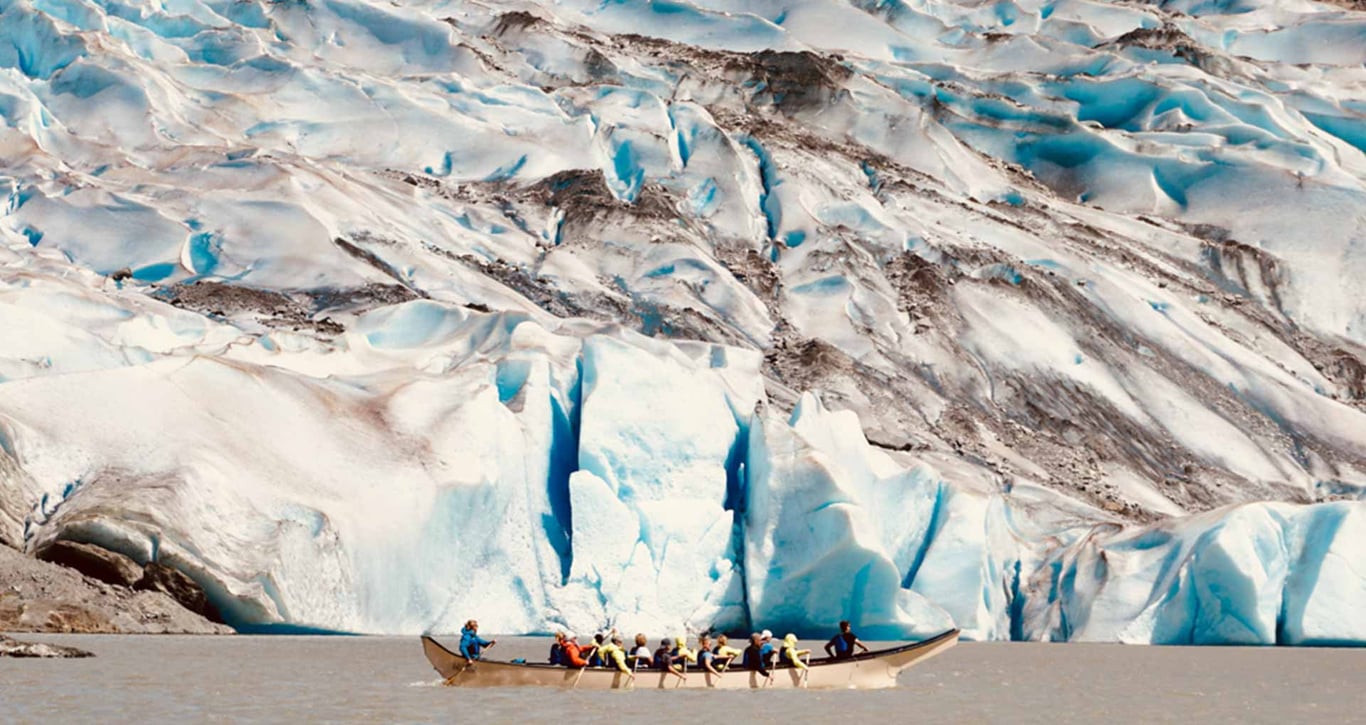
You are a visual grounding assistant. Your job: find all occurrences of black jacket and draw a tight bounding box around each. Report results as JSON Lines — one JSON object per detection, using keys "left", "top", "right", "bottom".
{"left": 742, "top": 643, "right": 769, "bottom": 676}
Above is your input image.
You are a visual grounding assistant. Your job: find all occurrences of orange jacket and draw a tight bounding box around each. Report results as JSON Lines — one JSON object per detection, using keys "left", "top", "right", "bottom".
{"left": 562, "top": 641, "right": 594, "bottom": 667}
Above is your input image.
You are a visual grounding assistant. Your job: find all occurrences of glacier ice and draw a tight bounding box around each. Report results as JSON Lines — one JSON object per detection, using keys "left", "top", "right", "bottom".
{"left": 744, "top": 392, "right": 955, "bottom": 639}
{"left": 1, "top": 296, "right": 1362, "bottom": 643}
{"left": 1, "top": 0, "right": 1365, "bottom": 645}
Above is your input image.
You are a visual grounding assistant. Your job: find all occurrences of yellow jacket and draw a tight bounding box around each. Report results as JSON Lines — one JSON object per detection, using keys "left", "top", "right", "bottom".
{"left": 674, "top": 637, "right": 697, "bottom": 664}
{"left": 599, "top": 642, "right": 629, "bottom": 673}
{"left": 713, "top": 643, "right": 742, "bottom": 671}
{"left": 782, "top": 635, "right": 810, "bottom": 670}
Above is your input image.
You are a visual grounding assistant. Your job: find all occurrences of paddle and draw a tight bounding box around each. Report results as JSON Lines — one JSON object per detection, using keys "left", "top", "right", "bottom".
{"left": 569, "top": 643, "right": 597, "bottom": 689}
{"left": 446, "top": 639, "right": 494, "bottom": 684}
{"left": 624, "top": 653, "right": 640, "bottom": 690}
{"left": 446, "top": 656, "right": 473, "bottom": 685}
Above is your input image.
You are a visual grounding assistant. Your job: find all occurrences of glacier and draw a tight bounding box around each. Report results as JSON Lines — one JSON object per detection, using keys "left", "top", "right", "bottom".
{"left": 1, "top": 303, "right": 1362, "bottom": 642}
{"left": 1, "top": 0, "right": 1365, "bottom": 643}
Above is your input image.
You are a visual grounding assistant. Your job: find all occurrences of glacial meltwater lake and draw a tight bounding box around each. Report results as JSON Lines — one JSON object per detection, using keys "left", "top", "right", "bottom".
{"left": 2, "top": 635, "right": 1362, "bottom": 723}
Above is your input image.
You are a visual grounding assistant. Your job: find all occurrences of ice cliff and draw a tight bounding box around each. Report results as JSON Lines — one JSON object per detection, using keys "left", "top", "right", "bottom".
{"left": 1, "top": 0, "right": 1364, "bottom": 642}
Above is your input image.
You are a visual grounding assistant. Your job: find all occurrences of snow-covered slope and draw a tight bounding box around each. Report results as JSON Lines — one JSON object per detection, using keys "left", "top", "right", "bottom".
{"left": 1, "top": 0, "right": 1364, "bottom": 642}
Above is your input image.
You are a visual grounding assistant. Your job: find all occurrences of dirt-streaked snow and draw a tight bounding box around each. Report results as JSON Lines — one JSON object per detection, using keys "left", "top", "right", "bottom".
{"left": 1, "top": 0, "right": 1364, "bottom": 641}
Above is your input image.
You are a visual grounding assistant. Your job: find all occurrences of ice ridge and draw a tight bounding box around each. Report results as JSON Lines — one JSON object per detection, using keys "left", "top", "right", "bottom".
{"left": 1, "top": 0, "right": 1365, "bottom": 643}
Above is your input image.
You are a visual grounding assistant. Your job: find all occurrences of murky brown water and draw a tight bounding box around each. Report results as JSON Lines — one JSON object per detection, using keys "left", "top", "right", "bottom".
{"left": 1, "top": 635, "right": 1362, "bottom": 723}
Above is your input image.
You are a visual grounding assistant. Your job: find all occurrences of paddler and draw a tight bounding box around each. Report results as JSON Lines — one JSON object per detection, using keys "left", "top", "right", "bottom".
{"left": 654, "top": 638, "right": 687, "bottom": 682}
{"left": 548, "top": 630, "right": 566, "bottom": 665}
{"left": 589, "top": 632, "right": 607, "bottom": 667}
{"left": 697, "top": 635, "right": 725, "bottom": 683}
{"left": 458, "top": 619, "right": 496, "bottom": 662}
{"left": 673, "top": 635, "right": 697, "bottom": 665}
{"left": 600, "top": 634, "right": 631, "bottom": 674}
{"left": 823, "top": 620, "right": 870, "bottom": 660}
{"left": 781, "top": 633, "right": 810, "bottom": 670}
{"left": 742, "top": 633, "right": 771, "bottom": 681}
{"left": 713, "top": 634, "right": 742, "bottom": 670}
{"left": 561, "top": 631, "right": 597, "bottom": 668}
{"left": 758, "top": 629, "right": 778, "bottom": 670}
{"left": 630, "top": 633, "right": 653, "bottom": 669}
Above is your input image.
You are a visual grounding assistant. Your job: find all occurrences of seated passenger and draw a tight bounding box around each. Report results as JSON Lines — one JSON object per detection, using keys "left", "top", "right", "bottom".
{"left": 630, "top": 633, "right": 652, "bottom": 669}
{"left": 823, "top": 620, "right": 869, "bottom": 660}
{"left": 600, "top": 634, "right": 630, "bottom": 674}
{"left": 673, "top": 635, "right": 697, "bottom": 665}
{"left": 758, "top": 629, "right": 777, "bottom": 670}
{"left": 561, "top": 631, "right": 597, "bottom": 668}
{"left": 713, "top": 634, "right": 742, "bottom": 670}
{"left": 697, "top": 635, "right": 725, "bottom": 683}
{"left": 458, "top": 619, "right": 495, "bottom": 662}
{"left": 654, "top": 638, "right": 687, "bottom": 681}
{"left": 589, "top": 632, "right": 606, "bottom": 667}
{"left": 742, "top": 633, "right": 770, "bottom": 680}
{"left": 548, "top": 631, "right": 565, "bottom": 665}
{"left": 781, "top": 633, "right": 810, "bottom": 670}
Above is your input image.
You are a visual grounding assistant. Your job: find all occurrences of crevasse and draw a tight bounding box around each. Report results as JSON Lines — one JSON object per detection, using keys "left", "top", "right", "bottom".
{"left": 4, "top": 313, "right": 1362, "bottom": 644}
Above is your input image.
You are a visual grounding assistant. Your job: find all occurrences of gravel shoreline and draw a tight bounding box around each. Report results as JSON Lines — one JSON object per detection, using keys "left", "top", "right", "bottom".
{"left": 0, "top": 544, "right": 231, "bottom": 635}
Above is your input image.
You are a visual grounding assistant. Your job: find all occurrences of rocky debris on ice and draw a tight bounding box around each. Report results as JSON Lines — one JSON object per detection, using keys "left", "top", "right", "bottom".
{"left": 135, "top": 562, "right": 223, "bottom": 624}
{"left": 1, "top": 0, "right": 1365, "bottom": 644}
{"left": 0, "top": 634, "right": 93, "bottom": 658}
{"left": 32, "top": 540, "right": 224, "bottom": 624}
{"left": 36, "top": 540, "right": 144, "bottom": 588}
{"left": 0, "top": 0, "right": 1362, "bottom": 522}
{"left": 0, "top": 544, "right": 231, "bottom": 635}
{"left": 0, "top": 315, "right": 1359, "bottom": 644}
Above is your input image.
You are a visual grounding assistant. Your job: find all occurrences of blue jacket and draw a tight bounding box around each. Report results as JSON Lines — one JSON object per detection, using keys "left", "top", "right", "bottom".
{"left": 459, "top": 626, "right": 492, "bottom": 660}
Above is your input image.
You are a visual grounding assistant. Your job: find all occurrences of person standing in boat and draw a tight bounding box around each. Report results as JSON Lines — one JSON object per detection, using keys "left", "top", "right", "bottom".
{"left": 458, "top": 620, "right": 495, "bottom": 662}
{"left": 823, "top": 620, "right": 869, "bottom": 660}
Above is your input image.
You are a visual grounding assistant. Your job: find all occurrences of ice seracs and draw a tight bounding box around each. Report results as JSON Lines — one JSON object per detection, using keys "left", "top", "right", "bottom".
{"left": 1, "top": 0, "right": 1365, "bottom": 643}
{"left": 744, "top": 393, "right": 956, "bottom": 639}
{"left": 0, "top": 272, "right": 1363, "bottom": 641}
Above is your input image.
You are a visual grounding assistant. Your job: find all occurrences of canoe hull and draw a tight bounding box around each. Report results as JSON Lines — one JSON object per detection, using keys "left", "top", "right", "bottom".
{"left": 422, "top": 629, "right": 958, "bottom": 690}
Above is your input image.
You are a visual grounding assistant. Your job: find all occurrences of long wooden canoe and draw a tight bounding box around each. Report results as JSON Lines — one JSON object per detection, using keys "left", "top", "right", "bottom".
{"left": 421, "top": 629, "right": 959, "bottom": 689}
